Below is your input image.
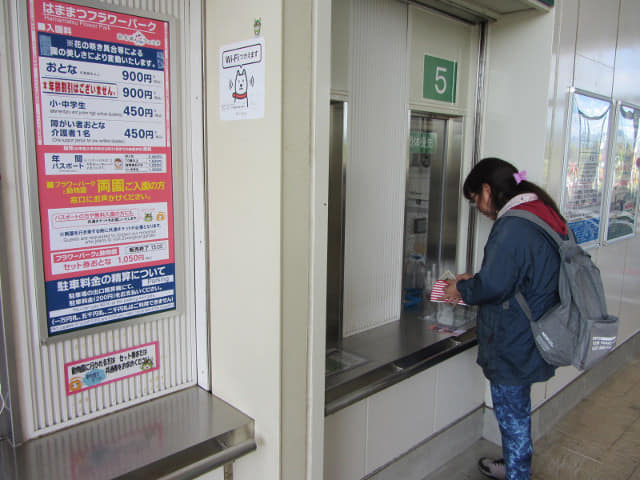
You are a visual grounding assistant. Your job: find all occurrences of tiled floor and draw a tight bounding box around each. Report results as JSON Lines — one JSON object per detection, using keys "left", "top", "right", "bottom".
{"left": 424, "top": 352, "right": 640, "bottom": 479}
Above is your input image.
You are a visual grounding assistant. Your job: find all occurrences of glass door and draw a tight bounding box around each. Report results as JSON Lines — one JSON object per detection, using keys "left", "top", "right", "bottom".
{"left": 402, "top": 113, "right": 463, "bottom": 314}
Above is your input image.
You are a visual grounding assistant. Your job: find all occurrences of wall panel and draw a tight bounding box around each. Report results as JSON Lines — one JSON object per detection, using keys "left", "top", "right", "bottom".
{"left": 342, "top": 0, "right": 408, "bottom": 335}
{"left": 613, "top": 0, "right": 640, "bottom": 106}
{"left": 324, "top": 401, "right": 367, "bottom": 480}
{"left": 408, "top": 5, "right": 477, "bottom": 113}
{"left": 618, "top": 235, "right": 640, "bottom": 343}
{"left": 573, "top": 0, "right": 619, "bottom": 96}
{"left": 366, "top": 366, "right": 436, "bottom": 473}
{"left": 433, "top": 347, "right": 484, "bottom": 432}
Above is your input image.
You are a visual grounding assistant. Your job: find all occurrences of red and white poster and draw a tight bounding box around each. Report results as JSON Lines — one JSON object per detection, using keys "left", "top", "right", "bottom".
{"left": 28, "top": 0, "right": 176, "bottom": 335}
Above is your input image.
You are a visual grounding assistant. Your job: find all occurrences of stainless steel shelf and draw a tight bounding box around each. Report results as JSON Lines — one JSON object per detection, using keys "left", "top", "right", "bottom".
{"left": 325, "top": 312, "right": 477, "bottom": 416}
{"left": 0, "top": 387, "right": 255, "bottom": 480}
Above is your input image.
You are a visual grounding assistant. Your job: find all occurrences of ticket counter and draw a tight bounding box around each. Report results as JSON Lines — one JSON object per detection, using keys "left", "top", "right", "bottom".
{"left": 324, "top": 0, "right": 482, "bottom": 415}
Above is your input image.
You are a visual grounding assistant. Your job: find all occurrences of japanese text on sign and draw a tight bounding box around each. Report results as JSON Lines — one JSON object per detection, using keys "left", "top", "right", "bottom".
{"left": 65, "top": 341, "right": 160, "bottom": 395}
{"left": 28, "top": 0, "right": 176, "bottom": 335}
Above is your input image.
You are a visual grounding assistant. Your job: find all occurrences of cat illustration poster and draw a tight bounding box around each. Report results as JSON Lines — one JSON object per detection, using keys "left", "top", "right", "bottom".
{"left": 220, "top": 37, "right": 265, "bottom": 120}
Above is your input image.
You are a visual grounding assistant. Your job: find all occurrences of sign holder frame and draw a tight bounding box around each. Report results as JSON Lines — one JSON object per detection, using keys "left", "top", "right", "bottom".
{"left": 17, "top": 0, "right": 186, "bottom": 343}
{"left": 601, "top": 100, "right": 640, "bottom": 245}
{"left": 560, "top": 87, "right": 614, "bottom": 248}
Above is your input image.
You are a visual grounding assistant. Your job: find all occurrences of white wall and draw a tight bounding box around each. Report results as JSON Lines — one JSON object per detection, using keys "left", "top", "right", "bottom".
{"left": 204, "top": 1, "right": 330, "bottom": 479}
{"left": 613, "top": 0, "right": 640, "bottom": 106}
{"left": 482, "top": 9, "right": 554, "bottom": 185}
{"left": 482, "top": 0, "right": 640, "bottom": 407}
{"left": 408, "top": 5, "right": 479, "bottom": 113}
{"left": 573, "top": 0, "right": 618, "bottom": 97}
{"left": 474, "top": 8, "right": 557, "bottom": 416}
{"left": 545, "top": 0, "right": 640, "bottom": 346}
{"left": 324, "top": 347, "right": 484, "bottom": 480}
{"left": 205, "top": 2, "right": 283, "bottom": 479}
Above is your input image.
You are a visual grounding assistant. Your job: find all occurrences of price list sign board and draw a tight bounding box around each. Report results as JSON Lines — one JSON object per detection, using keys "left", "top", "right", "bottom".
{"left": 27, "top": 0, "right": 176, "bottom": 335}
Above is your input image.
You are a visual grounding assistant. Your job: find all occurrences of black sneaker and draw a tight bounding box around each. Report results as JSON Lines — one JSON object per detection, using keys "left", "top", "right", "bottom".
{"left": 478, "top": 457, "right": 506, "bottom": 480}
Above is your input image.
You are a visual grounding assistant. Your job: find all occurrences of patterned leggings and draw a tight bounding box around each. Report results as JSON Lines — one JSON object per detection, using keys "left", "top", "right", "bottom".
{"left": 490, "top": 383, "right": 533, "bottom": 480}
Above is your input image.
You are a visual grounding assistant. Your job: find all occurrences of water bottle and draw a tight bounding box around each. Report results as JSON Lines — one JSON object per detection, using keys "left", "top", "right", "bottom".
{"left": 415, "top": 256, "right": 426, "bottom": 291}
{"left": 404, "top": 254, "right": 426, "bottom": 309}
{"left": 405, "top": 254, "right": 426, "bottom": 290}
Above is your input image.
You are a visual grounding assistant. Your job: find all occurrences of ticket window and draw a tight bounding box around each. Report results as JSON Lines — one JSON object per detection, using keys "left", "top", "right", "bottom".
{"left": 325, "top": 107, "right": 466, "bottom": 345}
{"left": 402, "top": 112, "right": 463, "bottom": 312}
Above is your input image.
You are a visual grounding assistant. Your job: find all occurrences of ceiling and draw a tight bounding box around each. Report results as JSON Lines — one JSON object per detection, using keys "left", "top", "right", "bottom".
{"left": 411, "top": 0, "right": 553, "bottom": 23}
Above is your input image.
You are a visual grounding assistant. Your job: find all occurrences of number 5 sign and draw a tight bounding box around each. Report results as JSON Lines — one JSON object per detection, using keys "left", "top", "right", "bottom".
{"left": 423, "top": 55, "right": 457, "bottom": 103}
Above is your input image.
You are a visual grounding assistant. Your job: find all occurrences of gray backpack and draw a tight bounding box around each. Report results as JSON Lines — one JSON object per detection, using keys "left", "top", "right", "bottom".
{"left": 503, "top": 209, "right": 619, "bottom": 370}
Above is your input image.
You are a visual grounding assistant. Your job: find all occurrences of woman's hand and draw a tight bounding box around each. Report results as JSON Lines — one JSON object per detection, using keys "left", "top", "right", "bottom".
{"left": 443, "top": 280, "right": 462, "bottom": 304}
{"left": 442, "top": 273, "right": 472, "bottom": 304}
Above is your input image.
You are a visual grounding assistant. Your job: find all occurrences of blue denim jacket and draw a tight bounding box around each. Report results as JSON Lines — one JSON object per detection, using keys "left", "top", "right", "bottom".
{"left": 457, "top": 215, "right": 559, "bottom": 385}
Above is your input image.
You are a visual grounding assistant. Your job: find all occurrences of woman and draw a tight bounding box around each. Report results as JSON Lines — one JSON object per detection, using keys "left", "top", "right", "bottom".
{"left": 443, "top": 157, "right": 567, "bottom": 480}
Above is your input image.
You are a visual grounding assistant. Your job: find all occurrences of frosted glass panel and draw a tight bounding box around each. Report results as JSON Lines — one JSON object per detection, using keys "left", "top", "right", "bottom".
{"left": 342, "top": 0, "right": 408, "bottom": 336}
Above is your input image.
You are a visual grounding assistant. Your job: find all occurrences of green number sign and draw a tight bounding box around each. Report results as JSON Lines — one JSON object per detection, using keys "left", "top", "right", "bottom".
{"left": 423, "top": 55, "right": 457, "bottom": 103}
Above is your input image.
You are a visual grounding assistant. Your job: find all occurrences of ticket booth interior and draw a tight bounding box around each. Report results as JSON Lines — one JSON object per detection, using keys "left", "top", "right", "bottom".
{"left": 324, "top": 0, "right": 484, "bottom": 414}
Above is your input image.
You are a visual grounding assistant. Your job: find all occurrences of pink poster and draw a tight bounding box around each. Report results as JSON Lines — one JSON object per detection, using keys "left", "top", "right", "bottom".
{"left": 28, "top": 0, "right": 176, "bottom": 335}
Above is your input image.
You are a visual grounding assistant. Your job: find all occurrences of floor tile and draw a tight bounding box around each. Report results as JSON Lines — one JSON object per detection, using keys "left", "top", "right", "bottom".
{"left": 423, "top": 351, "right": 640, "bottom": 480}
{"left": 419, "top": 438, "right": 502, "bottom": 480}
{"left": 628, "top": 464, "right": 640, "bottom": 479}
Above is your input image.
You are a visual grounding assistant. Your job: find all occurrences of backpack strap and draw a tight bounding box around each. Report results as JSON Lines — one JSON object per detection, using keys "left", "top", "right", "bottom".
{"left": 500, "top": 208, "right": 567, "bottom": 246}
{"left": 502, "top": 208, "right": 570, "bottom": 323}
{"left": 515, "top": 291, "right": 533, "bottom": 321}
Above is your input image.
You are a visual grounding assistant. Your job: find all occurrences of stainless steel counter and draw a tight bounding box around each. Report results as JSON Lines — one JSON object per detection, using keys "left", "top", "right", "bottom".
{"left": 325, "top": 311, "right": 477, "bottom": 415}
{"left": 0, "top": 387, "right": 255, "bottom": 480}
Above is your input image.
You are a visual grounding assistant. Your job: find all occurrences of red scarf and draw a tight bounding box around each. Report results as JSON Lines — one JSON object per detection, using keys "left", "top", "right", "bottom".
{"left": 512, "top": 200, "right": 568, "bottom": 235}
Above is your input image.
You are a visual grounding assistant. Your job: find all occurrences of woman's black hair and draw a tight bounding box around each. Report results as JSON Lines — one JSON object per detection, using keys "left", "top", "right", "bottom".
{"left": 463, "top": 157, "right": 565, "bottom": 221}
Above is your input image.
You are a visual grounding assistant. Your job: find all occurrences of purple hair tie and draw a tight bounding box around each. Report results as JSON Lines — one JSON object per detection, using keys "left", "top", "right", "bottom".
{"left": 513, "top": 170, "right": 527, "bottom": 184}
